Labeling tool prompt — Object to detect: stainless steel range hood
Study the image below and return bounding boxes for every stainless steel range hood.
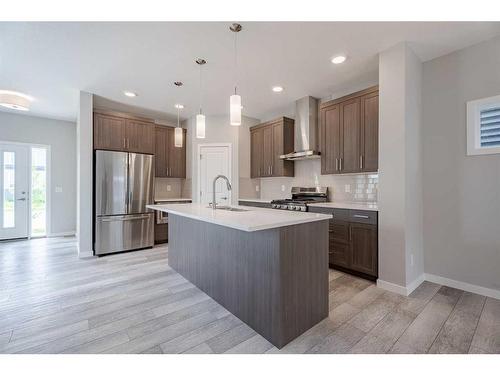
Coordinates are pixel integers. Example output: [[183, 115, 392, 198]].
[[280, 96, 321, 161]]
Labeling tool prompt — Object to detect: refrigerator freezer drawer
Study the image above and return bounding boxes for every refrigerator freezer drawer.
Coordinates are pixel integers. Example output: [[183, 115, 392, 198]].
[[95, 213, 154, 255]]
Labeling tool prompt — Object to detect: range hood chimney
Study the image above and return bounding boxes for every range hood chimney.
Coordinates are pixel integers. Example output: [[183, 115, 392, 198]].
[[280, 96, 321, 161]]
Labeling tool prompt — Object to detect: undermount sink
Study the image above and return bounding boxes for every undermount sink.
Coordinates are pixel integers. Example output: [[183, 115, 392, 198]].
[[208, 206, 249, 212]]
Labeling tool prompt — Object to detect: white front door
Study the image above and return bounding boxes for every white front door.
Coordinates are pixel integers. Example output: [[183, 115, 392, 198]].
[[0, 143, 29, 240], [199, 145, 231, 206]]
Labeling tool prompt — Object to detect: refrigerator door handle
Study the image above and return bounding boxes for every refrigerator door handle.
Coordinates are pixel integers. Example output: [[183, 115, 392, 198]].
[[100, 214, 151, 222]]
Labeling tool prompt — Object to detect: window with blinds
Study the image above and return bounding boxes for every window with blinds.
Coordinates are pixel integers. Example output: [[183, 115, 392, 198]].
[[480, 107, 500, 148], [467, 95, 500, 156]]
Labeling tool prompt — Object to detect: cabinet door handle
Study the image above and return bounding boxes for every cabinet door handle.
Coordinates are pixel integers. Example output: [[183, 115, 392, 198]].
[[335, 158, 339, 171], [270, 165, 273, 175], [123, 138, 126, 148], [349, 226, 352, 241], [353, 214, 369, 219], [360, 155, 363, 170], [339, 157, 343, 171]]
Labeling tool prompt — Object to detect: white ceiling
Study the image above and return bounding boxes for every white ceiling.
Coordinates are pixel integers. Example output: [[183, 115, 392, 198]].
[[1, 22, 499, 122]]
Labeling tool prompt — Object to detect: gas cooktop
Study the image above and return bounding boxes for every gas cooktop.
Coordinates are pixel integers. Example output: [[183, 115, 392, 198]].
[[271, 187, 328, 212]]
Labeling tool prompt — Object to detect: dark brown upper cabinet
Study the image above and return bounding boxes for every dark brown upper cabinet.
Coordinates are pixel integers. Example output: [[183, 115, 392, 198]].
[[250, 117, 294, 178], [154, 125, 186, 178], [319, 86, 379, 174], [93, 110, 154, 155]]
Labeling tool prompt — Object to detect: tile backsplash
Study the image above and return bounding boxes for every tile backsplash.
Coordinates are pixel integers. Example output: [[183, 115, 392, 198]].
[[258, 159, 378, 202], [154, 178, 183, 200]]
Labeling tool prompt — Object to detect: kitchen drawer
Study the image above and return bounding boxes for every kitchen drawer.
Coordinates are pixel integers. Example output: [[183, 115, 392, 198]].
[[349, 210, 377, 225], [332, 208, 350, 221]]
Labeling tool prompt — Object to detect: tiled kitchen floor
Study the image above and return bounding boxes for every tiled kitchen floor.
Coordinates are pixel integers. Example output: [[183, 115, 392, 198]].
[[0, 237, 498, 354]]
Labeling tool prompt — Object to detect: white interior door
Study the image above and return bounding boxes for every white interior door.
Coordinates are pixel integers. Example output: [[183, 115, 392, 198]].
[[0, 144, 29, 240], [199, 145, 231, 206]]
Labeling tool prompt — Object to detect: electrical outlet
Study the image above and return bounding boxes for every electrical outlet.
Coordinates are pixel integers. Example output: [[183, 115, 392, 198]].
[[344, 184, 351, 193], [167, 185, 171, 192], [55, 186, 63, 193], [281, 185, 286, 192], [255, 185, 259, 192]]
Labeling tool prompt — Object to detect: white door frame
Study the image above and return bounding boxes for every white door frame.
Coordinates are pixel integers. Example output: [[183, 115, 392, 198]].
[[196, 143, 233, 204], [0, 140, 51, 239]]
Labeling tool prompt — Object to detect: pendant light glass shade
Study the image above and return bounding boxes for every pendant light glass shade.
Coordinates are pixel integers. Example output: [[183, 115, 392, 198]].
[[174, 127, 183, 147], [196, 114, 206, 139], [230, 94, 241, 126], [174, 104, 183, 148]]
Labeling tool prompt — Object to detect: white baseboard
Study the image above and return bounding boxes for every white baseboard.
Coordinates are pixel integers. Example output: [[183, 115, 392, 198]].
[[377, 273, 425, 296], [376, 279, 409, 296], [406, 274, 425, 295], [424, 273, 500, 300], [47, 231, 76, 238], [78, 251, 94, 259], [378, 273, 500, 300]]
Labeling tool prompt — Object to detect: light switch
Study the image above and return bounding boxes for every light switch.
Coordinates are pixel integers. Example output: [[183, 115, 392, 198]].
[[344, 184, 351, 193], [55, 186, 63, 193], [281, 185, 286, 192], [255, 185, 259, 192], [167, 185, 171, 192]]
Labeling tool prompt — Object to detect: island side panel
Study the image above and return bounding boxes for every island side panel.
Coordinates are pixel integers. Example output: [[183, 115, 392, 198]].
[[278, 220, 329, 346], [168, 214, 329, 348], [168, 214, 282, 346]]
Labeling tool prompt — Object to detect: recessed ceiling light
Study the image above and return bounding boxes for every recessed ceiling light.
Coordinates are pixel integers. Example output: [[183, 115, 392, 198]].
[[272, 86, 284, 93], [124, 91, 138, 97], [331, 55, 347, 64], [174, 104, 184, 109], [0, 90, 33, 111]]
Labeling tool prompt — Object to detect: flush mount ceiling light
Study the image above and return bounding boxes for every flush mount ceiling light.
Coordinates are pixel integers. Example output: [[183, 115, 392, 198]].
[[331, 55, 347, 64], [272, 86, 284, 93], [0, 90, 33, 111], [229, 23, 242, 126], [196, 58, 206, 139], [123, 91, 138, 97]]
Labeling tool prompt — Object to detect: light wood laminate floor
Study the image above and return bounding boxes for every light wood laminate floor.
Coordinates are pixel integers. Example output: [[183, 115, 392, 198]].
[[0, 237, 498, 354]]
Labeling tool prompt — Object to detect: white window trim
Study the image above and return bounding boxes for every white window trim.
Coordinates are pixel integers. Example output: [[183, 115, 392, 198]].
[[467, 94, 500, 156]]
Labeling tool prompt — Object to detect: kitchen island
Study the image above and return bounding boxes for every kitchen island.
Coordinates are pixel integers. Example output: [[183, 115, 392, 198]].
[[147, 203, 332, 348]]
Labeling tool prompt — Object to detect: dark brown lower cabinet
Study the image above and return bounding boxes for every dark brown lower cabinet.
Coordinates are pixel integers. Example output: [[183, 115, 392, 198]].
[[154, 223, 168, 244], [349, 222, 378, 277], [310, 206, 378, 280]]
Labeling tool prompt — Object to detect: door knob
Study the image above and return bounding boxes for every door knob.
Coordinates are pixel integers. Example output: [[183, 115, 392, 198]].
[[220, 197, 228, 200], [17, 197, 26, 201]]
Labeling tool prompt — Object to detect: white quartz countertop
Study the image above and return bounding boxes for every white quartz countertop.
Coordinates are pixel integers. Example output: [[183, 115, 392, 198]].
[[308, 201, 379, 211], [146, 203, 332, 232], [238, 198, 273, 203]]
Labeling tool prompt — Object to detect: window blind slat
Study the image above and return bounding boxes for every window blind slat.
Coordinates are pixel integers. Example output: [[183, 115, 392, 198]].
[[480, 107, 500, 148]]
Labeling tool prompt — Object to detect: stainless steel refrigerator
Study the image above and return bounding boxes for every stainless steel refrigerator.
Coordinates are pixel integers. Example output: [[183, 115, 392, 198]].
[[94, 150, 154, 255]]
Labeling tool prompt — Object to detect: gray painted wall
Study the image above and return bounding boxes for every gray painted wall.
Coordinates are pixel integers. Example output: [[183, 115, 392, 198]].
[[422, 36, 500, 291], [185, 114, 260, 205], [0, 111, 76, 235]]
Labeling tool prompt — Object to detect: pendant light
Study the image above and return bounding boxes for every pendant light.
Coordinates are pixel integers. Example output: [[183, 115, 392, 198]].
[[229, 23, 242, 126], [173, 81, 184, 148], [196, 58, 206, 139], [174, 104, 184, 147]]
